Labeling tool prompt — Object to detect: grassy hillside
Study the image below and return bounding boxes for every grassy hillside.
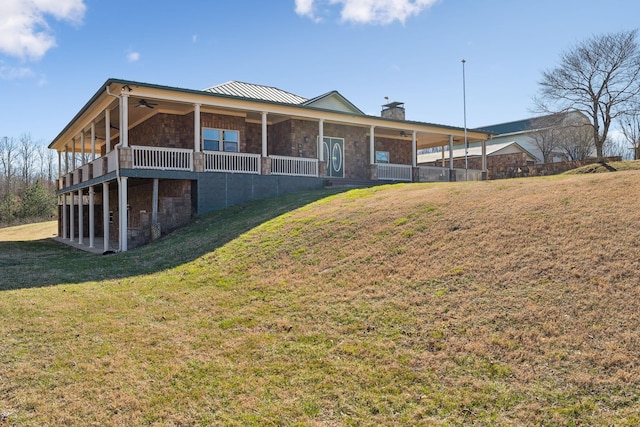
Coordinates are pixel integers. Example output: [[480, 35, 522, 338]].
[[1, 172, 640, 425]]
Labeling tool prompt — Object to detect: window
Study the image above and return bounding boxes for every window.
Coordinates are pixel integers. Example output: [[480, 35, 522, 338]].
[[203, 128, 239, 152], [375, 151, 389, 164]]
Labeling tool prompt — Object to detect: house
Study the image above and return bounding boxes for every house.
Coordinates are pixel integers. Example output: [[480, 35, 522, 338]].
[[49, 78, 492, 252], [418, 141, 539, 179]]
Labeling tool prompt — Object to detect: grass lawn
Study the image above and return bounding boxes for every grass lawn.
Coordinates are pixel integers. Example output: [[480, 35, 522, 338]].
[[1, 172, 640, 425]]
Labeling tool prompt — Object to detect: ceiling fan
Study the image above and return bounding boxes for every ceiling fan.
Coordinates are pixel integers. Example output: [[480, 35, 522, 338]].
[[136, 99, 158, 109]]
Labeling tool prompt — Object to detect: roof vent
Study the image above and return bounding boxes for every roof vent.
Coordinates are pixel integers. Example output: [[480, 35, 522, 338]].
[[381, 101, 405, 120]]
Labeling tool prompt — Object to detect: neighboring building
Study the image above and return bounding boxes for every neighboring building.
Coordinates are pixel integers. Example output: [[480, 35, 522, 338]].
[[418, 141, 538, 179], [49, 78, 491, 252], [477, 111, 594, 163]]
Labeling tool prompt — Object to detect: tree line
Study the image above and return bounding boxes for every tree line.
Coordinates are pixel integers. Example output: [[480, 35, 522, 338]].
[[0, 134, 58, 226]]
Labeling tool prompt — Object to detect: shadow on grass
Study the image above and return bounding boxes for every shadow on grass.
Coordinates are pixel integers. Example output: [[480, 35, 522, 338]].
[[0, 188, 349, 292]]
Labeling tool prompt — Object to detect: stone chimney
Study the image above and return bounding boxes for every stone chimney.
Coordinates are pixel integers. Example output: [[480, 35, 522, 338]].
[[381, 101, 405, 120]]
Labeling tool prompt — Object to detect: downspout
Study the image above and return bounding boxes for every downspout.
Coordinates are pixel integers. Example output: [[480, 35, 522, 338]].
[[105, 85, 125, 252]]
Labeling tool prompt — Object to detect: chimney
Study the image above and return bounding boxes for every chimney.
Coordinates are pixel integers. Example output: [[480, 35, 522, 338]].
[[381, 101, 405, 120]]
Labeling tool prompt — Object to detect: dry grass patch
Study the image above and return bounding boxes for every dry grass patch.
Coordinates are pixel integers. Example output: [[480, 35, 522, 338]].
[[2, 175, 640, 425]]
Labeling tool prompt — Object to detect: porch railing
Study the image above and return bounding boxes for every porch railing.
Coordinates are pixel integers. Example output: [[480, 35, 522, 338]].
[[204, 151, 261, 174], [417, 166, 450, 182], [132, 145, 193, 171], [377, 163, 413, 181], [271, 155, 318, 177]]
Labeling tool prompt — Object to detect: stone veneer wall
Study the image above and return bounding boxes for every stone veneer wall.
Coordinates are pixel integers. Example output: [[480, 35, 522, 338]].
[[109, 179, 192, 249], [375, 137, 412, 166], [129, 113, 194, 149], [245, 122, 262, 154]]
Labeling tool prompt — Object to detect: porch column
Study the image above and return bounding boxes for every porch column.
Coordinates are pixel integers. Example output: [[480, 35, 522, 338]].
[[88, 186, 95, 248], [81, 132, 85, 165], [151, 178, 159, 240], [62, 193, 68, 239], [69, 191, 75, 242], [481, 139, 487, 173], [120, 93, 129, 148], [318, 119, 325, 161], [448, 135, 454, 170], [411, 131, 417, 167], [58, 151, 62, 181], [65, 143, 69, 174], [103, 182, 110, 253], [91, 123, 96, 161], [78, 189, 84, 245], [71, 138, 76, 170], [261, 112, 268, 157], [369, 125, 375, 165], [194, 104, 201, 152], [105, 109, 111, 153], [119, 176, 128, 252]]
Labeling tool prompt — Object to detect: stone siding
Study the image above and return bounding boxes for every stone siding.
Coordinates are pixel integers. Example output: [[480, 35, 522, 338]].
[[129, 113, 194, 149]]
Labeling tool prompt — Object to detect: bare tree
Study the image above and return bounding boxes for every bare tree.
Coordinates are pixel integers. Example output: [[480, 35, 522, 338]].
[[529, 114, 565, 163], [19, 133, 37, 189], [0, 136, 17, 195], [557, 120, 596, 161], [603, 135, 630, 159], [536, 29, 640, 160], [620, 113, 640, 160]]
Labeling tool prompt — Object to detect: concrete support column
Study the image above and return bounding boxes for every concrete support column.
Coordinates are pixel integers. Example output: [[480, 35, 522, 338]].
[[369, 125, 375, 165], [62, 193, 68, 239], [105, 109, 111, 153], [69, 191, 75, 242], [481, 139, 487, 172], [119, 176, 128, 252], [89, 186, 95, 248], [194, 104, 201, 152], [261, 112, 268, 157], [77, 189, 84, 245], [448, 135, 454, 170], [103, 182, 110, 253]]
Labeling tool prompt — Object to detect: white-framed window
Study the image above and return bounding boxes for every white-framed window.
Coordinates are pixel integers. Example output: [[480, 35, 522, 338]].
[[375, 151, 389, 164], [203, 128, 239, 152]]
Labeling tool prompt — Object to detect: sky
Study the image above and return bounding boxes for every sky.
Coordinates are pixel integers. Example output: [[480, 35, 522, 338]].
[[1, 0, 639, 145]]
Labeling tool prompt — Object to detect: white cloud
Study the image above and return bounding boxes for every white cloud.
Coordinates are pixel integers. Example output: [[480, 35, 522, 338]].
[[192, 34, 198, 43], [126, 51, 140, 63], [295, 0, 438, 25], [0, 0, 86, 60], [0, 64, 34, 80]]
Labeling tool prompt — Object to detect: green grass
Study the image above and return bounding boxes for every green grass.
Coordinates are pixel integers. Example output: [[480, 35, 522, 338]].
[[2, 173, 640, 425]]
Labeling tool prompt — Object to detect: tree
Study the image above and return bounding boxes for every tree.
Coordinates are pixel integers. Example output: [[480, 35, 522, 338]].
[[620, 113, 640, 160], [19, 133, 37, 189], [0, 136, 17, 195], [19, 181, 56, 219], [557, 119, 595, 161], [529, 114, 564, 163], [536, 29, 640, 160]]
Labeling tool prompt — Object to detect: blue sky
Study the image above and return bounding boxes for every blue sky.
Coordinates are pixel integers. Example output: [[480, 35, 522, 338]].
[[1, 0, 639, 144]]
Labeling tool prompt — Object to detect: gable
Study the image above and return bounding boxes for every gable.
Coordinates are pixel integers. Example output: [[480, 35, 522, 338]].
[[303, 91, 364, 115]]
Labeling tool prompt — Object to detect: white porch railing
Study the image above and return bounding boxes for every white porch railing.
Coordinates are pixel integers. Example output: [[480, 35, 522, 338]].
[[92, 156, 104, 178], [377, 163, 413, 181], [204, 151, 261, 174], [418, 166, 450, 182], [271, 155, 318, 177], [132, 145, 193, 171]]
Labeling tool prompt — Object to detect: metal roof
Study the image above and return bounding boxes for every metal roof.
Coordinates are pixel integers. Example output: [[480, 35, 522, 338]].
[[417, 141, 539, 163], [203, 81, 308, 104]]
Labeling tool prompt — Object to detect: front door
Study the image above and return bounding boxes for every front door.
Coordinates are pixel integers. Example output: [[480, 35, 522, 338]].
[[322, 137, 344, 178]]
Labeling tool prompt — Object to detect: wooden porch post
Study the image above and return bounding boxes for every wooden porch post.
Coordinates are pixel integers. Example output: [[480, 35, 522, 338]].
[[261, 112, 268, 157], [119, 176, 128, 252], [411, 131, 417, 167], [62, 193, 68, 239], [121, 93, 129, 148], [89, 186, 95, 248], [319, 119, 324, 161], [194, 104, 201, 152], [481, 139, 487, 175], [91, 123, 96, 161], [69, 191, 75, 242], [369, 125, 375, 165], [105, 109, 111, 153], [81, 132, 85, 165], [71, 138, 76, 170], [65, 143, 69, 174], [78, 189, 84, 245], [103, 182, 110, 253]]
